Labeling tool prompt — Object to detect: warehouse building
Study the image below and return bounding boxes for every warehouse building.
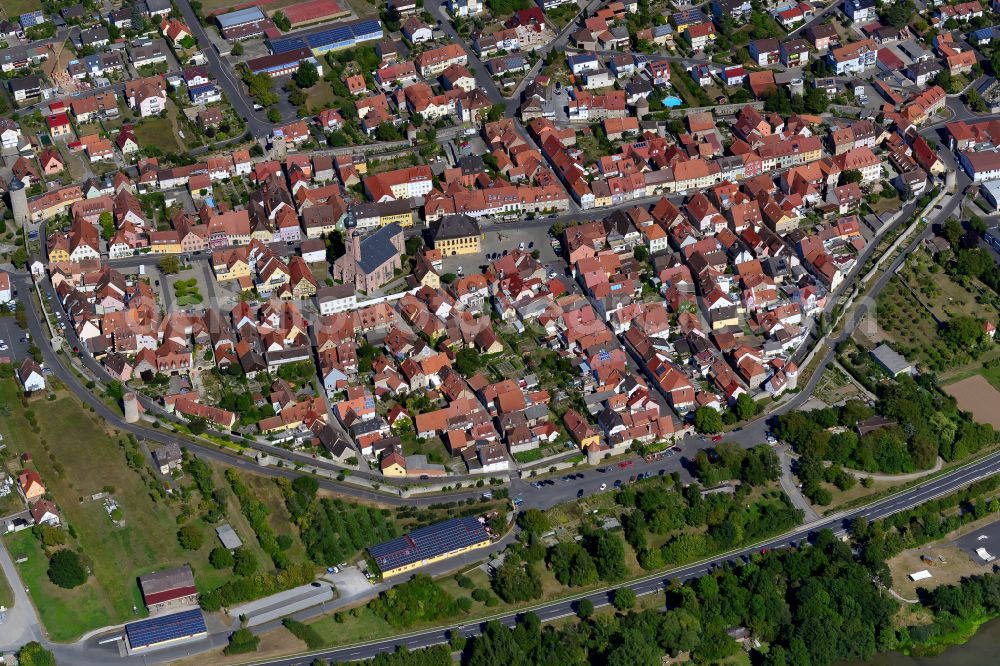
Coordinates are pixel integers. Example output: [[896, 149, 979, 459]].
[[267, 17, 383, 55], [124, 608, 207, 654], [138, 565, 199, 614], [247, 46, 323, 78], [368, 515, 491, 578], [215, 7, 270, 40]]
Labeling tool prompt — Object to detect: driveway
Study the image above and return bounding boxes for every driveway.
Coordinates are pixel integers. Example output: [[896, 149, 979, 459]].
[[0, 537, 44, 652]]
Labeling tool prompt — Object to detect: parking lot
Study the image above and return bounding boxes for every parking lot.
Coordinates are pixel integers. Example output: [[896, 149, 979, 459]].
[[954, 517, 1000, 564], [0, 313, 31, 363], [437, 224, 563, 277]]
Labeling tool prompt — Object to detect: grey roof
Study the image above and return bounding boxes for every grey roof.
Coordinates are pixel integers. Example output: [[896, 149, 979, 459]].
[[430, 214, 481, 242], [215, 6, 266, 28], [9, 75, 41, 92], [352, 199, 410, 220], [145, 0, 172, 12], [152, 442, 182, 465], [316, 283, 355, 301], [138, 565, 195, 596], [215, 524, 243, 549], [356, 223, 403, 274], [869, 343, 912, 376]]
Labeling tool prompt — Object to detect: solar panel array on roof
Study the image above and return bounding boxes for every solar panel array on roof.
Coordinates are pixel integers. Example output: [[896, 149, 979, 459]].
[[269, 18, 382, 54], [368, 515, 489, 573], [125, 609, 207, 650]]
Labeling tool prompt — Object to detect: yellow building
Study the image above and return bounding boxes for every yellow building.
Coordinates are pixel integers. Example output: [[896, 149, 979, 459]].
[[429, 214, 482, 256], [381, 209, 414, 227], [368, 516, 492, 578], [148, 230, 182, 254], [380, 451, 407, 477], [212, 252, 250, 282]]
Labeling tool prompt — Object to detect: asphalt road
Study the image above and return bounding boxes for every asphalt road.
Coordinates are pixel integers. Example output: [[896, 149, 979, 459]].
[[174, 0, 275, 136]]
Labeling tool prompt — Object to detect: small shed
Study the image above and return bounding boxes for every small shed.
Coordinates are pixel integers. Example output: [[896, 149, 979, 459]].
[[216, 523, 243, 550]]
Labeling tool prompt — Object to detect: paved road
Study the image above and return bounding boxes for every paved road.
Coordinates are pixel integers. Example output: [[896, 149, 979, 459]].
[[174, 0, 274, 135], [0, 537, 44, 653]]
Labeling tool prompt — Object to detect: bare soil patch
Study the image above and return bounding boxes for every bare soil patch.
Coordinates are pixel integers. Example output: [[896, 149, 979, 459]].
[[945, 375, 1000, 428]]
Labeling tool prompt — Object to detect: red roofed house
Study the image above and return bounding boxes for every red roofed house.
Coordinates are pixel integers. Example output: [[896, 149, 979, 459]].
[[138, 566, 199, 614]]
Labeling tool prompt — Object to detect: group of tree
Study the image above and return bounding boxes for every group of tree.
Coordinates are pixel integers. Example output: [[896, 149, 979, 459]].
[[851, 474, 1000, 566], [369, 574, 460, 628], [777, 379, 996, 484], [462, 530, 899, 666], [690, 443, 780, 488], [618, 469, 800, 569], [691, 394, 759, 435], [226, 469, 292, 569], [284, 482, 398, 566]]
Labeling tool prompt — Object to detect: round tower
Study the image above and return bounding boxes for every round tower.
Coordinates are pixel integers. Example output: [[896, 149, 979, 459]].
[[8, 176, 28, 228], [123, 392, 141, 423]]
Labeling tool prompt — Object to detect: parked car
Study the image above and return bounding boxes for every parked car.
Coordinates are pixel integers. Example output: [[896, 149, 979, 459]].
[[711, 435, 723, 442]]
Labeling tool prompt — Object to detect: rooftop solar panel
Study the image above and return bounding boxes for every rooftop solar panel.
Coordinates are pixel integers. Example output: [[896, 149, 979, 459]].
[[368, 516, 489, 572], [125, 609, 207, 649]]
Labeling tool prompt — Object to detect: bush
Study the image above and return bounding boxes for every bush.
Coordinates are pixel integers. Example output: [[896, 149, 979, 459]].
[[613, 587, 637, 610], [456, 574, 475, 589], [282, 618, 325, 650], [210, 547, 234, 569], [47, 549, 87, 588], [224, 628, 260, 655], [457, 596, 473, 612], [471, 588, 491, 603], [369, 574, 459, 628], [178, 524, 203, 550], [17, 642, 55, 666]]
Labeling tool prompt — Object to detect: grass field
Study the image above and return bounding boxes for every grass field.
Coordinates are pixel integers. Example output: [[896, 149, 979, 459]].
[[0, 0, 42, 21], [0, 561, 11, 609], [134, 113, 183, 154], [876, 251, 1000, 373], [0, 379, 234, 640]]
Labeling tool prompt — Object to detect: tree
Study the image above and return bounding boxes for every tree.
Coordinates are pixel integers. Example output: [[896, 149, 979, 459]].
[[693, 406, 723, 434], [733, 393, 757, 421], [267, 108, 282, 122], [841, 169, 863, 185], [587, 531, 627, 582], [224, 628, 261, 655], [272, 10, 291, 31], [454, 347, 481, 376], [577, 598, 594, 618], [233, 547, 257, 576], [547, 542, 598, 587], [492, 561, 541, 603], [613, 587, 636, 610], [294, 60, 319, 88], [231, 41, 243, 56], [376, 121, 402, 141], [178, 524, 204, 550], [98, 212, 115, 240], [17, 642, 56, 666], [179, 35, 196, 49], [47, 549, 88, 588], [634, 245, 649, 262], [210, 546, 234, 569], [159, 255, 181, 274], [517, 508, 550, 534]]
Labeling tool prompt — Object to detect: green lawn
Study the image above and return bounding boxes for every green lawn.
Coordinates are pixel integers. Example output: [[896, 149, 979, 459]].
[[134, 115, 182, 154], [0, 559, 11, 609], [0, 0, 42, 21], [4, 530, 113, 641], [0, 379, 232, 640]]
